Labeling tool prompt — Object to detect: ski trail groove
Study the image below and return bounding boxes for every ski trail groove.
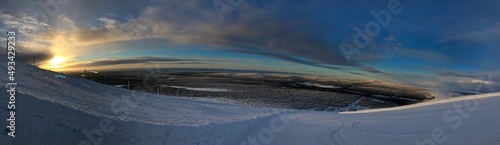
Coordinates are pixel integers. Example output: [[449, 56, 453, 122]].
[[329, 121, 358, 145]]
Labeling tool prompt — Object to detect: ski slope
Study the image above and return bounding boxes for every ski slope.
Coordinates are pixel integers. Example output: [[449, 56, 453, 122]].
[[1, 59, 499, 145]]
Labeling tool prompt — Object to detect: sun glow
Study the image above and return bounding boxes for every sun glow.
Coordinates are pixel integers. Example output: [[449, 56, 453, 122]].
[[49, 56, 66, 68]]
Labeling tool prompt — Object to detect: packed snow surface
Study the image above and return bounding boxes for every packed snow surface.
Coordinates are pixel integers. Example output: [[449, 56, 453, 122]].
[[1, 59, 499, 145]]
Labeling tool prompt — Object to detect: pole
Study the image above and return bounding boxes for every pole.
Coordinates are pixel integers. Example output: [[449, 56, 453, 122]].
[[127, 81, 130, 90]]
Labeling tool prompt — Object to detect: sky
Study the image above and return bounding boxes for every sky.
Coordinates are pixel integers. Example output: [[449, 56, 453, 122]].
[[0, 0, 499, 91]]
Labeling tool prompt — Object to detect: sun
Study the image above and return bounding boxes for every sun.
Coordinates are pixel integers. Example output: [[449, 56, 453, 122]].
[[50, 56, 66, 68]]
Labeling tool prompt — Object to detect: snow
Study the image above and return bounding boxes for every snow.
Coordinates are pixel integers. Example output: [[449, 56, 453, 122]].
[[0, 59, 281, 127], [300, 82, 342, 89], [166, 86, 230, 92], [372, 94, 420, 101], [114, 85, 128, 88], [1, 59, 499, 145]]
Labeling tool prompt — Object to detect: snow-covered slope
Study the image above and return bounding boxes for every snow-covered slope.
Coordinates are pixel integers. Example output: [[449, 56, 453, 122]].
[[1, 59, 499, 145], [1, 60, 281, 126]]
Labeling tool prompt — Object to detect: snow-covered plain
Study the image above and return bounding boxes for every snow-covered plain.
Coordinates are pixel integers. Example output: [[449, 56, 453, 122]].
[[1, 59, 499, 145]]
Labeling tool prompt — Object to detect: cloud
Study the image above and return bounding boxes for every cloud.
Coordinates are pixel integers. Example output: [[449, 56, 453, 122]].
[[7, 0, 459, 83], [0, 46, 53, 65], [440, 22, 500, 48], [457, 78, 495, 85], [98, 17, 119, 29], [448, 78, 497, 93], [63, 56, 255, 68], [67, 56, 201, 67], [18, 0, 358, 70], [0, 12, 56, 63], [434, 71, 500, 92], [437, 71, 500, 84], [360, 66, 385, 74], [437, 71, 476, 78], [348, 71, 363, 75], [0, 12, 49, 33], [225, 49, 343, 70], [393, 47, 449, 62], [1, 0, 433, 74], [436, 22, 500, 70]]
